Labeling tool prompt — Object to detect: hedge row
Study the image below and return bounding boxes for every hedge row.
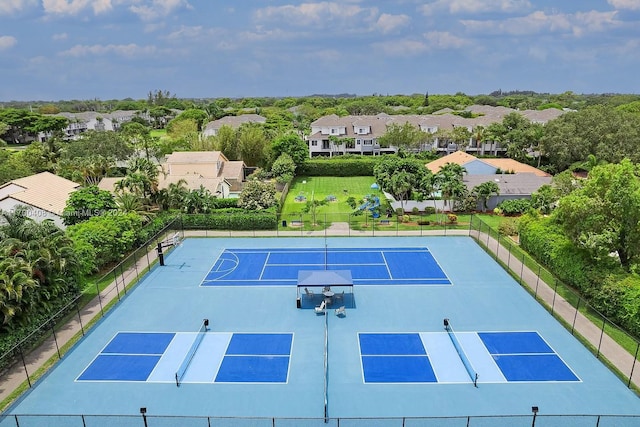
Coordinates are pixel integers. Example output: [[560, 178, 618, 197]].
[[298, 156, 380, 176], [181, 209, 278, 230], [518, 214, 640, 336]]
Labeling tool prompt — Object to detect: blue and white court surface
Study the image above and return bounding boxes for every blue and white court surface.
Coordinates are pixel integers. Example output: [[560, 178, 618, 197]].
[[4, 236, 640, 423]]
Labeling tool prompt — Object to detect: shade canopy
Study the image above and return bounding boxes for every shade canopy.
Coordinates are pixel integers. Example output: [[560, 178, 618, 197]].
[[297, 270, 353, 287]]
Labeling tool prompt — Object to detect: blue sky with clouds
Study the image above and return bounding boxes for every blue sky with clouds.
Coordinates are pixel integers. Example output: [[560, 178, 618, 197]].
[[1, 0, 639, 101]]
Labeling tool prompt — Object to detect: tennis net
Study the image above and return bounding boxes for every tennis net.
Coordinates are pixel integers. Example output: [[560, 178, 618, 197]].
[[175, 319, 209, 386], [444, 318, 478, 387]]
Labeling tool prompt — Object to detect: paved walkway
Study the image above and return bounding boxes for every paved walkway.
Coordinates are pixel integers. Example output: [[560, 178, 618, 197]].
[[1, 226, 638, 410]]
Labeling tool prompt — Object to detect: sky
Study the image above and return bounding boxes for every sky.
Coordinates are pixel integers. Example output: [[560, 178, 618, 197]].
[[1, 0, 639, 101]]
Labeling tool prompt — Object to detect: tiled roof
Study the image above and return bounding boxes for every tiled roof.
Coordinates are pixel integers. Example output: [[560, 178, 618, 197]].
[[165, 151, 227, 164], [2, 172, 80, 215], [425, 151, 550, 177]]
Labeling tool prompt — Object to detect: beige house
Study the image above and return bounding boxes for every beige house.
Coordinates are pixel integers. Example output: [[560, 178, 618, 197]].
[[99, 151, 246, 198], [0, 172, 80, 228]]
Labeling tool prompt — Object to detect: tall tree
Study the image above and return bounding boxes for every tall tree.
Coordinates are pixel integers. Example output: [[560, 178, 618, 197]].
[[374, 156, 427, 210], [269, 133, 308, 168], [554, 159, 640, 271]]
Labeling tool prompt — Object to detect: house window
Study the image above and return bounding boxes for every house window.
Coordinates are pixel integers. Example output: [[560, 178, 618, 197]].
[[322, 141, 330, 149], [311, 141, 318, 146], [364, 140, 372, 146], [356, 140, 361, 145], [330, 128, 338, 135]]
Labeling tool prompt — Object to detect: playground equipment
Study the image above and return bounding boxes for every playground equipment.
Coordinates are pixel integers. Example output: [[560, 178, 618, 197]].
[[358, 195, 380, 218]]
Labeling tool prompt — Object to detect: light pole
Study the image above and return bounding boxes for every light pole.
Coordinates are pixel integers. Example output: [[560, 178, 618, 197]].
[[140, 407, 148, 427], [531, 406, 539, 427]]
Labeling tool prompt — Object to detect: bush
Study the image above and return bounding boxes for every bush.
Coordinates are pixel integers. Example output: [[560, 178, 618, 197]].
[[297, 156, 380, 176], [395, 207, 404, 216], [496, 199, 532, 216], [447, 214, 458, 223], [423, 206, 436, 215], [402, 215, 411, 223], [417, 220, 430, 226], [181, 209, 278, 230], [498, 218, 519, 237], [412, 207, 420, 215]]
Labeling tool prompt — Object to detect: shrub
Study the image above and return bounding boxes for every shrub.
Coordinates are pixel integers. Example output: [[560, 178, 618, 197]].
[[447, 214, 458, 223], [423, 206, 436, 214], [498, 218, 519, 237], [412, 207, 420, 215], [417, 220, 430, 226], [297, 156, 380, 176], [402, 215, 411, 223], [395, 207, 404, 216], [497, 199, 532, 216]]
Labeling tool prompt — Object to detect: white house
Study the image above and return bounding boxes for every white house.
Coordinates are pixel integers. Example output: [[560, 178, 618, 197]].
[[307, 106, 565, 157], [0, 172, 80, 228]]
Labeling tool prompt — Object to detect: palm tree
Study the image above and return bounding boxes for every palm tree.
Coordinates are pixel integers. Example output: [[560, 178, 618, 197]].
[[434, 163, 467, 219], [472, 181, 500, 212]]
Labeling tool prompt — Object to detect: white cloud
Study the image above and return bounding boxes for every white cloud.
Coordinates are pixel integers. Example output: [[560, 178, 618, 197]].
[[0, 0, 38, 15], [52, 32, 68, 41], [41, 0, 190, 18], [461, 10, 620, 36], [421, 0, 531, 15], [42, 0, 91, 15], [129, 0, 192, 21], [607, 0, 640, 10], [254, 2, 378, 28], [375, 13, 410, 34], [0, 36, 18, 50], [424, 31, 468, 49], [60, 43, 158, 57], [372, 39, 427, 56]]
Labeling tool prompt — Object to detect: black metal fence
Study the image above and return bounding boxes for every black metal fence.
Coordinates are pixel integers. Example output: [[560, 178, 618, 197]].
[[3, 214, 640, 424], [1, 413, 640, 427], [468, 215, 640, 391], [0, 219, 184, 407]]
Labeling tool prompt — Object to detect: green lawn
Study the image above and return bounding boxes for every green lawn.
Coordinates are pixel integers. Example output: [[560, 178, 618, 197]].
[[280, 176, 381, 217]]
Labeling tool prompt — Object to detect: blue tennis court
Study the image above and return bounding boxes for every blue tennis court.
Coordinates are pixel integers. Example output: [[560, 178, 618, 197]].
[[4, 236, 640, 425], [202, 247, 450, 286], [77, 331, 293, 384], [358, 331, 579, 383]]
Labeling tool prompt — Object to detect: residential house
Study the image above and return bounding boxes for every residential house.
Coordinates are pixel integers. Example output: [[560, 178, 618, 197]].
[[0, 172, 80, 228], [41, 109, 177, 141], [99, 151, 246, 198], [426, 151, 552, 211], [202, 114, 266, 138], [307, 106, 565, 157]]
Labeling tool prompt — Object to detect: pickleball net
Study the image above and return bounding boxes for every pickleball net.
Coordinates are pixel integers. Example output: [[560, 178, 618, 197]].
[[175, 318, 209, 386], [444, 318, 478, 387]]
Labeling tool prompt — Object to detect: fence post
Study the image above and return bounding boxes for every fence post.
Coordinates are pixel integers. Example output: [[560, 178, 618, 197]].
[[96, 282, 104, 316], [76, 301, 85, 336], [519, 253, 525, 285], [534, 265, 541, 299], [485, 223, 491, 248], [494, 234, 500, 262], [597, 318, 606, 358], [113, 269, 121, 301], [507, 243, 512, 269], [551, 280, 558, 315], [571, 298, 581, 334], [628, 343, 639, 387], [20, 348, 31, 388], [51, 321, 62, 359]]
